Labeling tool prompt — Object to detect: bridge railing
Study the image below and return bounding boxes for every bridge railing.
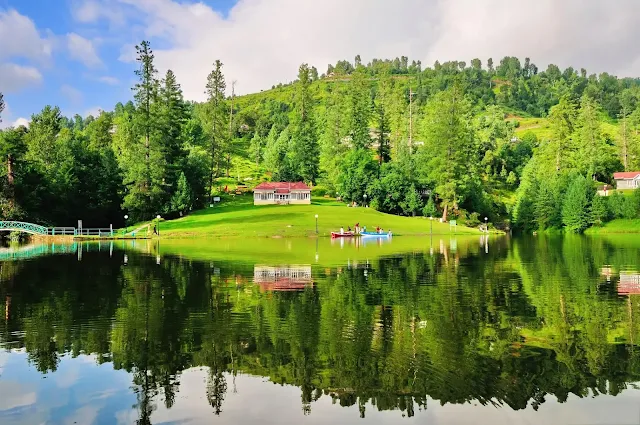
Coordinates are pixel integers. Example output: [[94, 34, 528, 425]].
[[49, 227, 76, 236], [76, 228, 114, 237]]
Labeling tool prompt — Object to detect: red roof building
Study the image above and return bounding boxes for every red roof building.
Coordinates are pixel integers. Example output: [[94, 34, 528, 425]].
[[253, 182, 311, 205], [614, 172, 640, 190]]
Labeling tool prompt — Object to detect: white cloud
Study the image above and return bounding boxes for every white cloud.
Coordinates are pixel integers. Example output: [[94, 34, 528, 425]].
[[97, 76, 119, 85], [84, 106, 103, 117], [67, 33, 102, 68], [0, 9, 52, 62], [100, 0, 640, 102], [72, 0, 126, 25], [12, 117, 30, 128], [60, 84, 84, 105], [0, 63, 43, 93]]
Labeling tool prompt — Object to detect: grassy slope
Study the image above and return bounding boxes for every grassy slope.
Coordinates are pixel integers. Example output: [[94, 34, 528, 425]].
[[585, 219, 640, 234], [158, 195, 483, 238]]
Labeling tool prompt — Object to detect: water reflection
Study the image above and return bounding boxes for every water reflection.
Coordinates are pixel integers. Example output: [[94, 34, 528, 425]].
[[2, 236, 640, 424]]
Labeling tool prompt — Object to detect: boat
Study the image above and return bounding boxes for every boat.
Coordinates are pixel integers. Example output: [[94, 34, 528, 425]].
[[331, 231, 355, 238], [360, 231, 392, 238]]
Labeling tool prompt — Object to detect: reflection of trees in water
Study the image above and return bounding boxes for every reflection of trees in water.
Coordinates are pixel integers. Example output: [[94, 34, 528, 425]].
[[3, 237, 640, 421]]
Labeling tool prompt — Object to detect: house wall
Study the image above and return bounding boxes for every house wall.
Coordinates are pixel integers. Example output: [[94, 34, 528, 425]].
[[616, 179, 639, 190], [253, 191, 311, 205]]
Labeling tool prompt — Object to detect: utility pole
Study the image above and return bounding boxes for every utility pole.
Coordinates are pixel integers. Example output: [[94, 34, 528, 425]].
[[227, 80, 236, 177], [409, 88, 414, 154]]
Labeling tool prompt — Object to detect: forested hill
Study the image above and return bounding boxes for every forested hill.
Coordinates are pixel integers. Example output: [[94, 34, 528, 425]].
[[1, 48, 640, 232]]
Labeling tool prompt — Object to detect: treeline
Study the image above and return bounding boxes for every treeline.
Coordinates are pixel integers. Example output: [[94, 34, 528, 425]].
[[3, 51, 640, 226]]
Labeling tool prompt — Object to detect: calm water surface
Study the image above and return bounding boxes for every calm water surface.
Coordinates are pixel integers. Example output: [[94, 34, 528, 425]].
[[1, 235, 640, 424]]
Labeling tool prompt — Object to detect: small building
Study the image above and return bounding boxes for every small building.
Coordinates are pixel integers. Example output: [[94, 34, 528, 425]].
[[614, 172, 640, 190], [253, 182, 311, 205], [254, 265, 313, 291]]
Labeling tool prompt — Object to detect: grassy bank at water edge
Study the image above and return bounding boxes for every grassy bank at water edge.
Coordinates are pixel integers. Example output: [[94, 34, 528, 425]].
[[585, 219, 640, 235], [147, 195, 486, 238]]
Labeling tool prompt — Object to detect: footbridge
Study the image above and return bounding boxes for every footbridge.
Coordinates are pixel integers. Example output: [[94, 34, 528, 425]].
[[0, 221, 114, 236]]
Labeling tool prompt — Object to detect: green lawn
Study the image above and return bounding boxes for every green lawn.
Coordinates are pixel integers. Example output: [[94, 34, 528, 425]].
[[155, 195, 484, 238], [585, 219, 640, 234]]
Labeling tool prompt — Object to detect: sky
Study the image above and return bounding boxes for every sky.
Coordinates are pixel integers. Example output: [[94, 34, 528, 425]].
[[2, 0, 640, 128]]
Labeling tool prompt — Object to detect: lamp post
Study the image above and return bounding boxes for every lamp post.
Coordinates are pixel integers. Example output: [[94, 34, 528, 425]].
[[430, 216, 433, 235], [157, 215, 161, 237], [124, 214, 128, 236], [484, 217, 488, 233], [315, 214, 319, 234], [363, 193, 367, 208]]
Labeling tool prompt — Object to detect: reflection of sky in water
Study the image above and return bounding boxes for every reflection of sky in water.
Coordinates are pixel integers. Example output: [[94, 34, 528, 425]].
[[3, 351, 640, 425]]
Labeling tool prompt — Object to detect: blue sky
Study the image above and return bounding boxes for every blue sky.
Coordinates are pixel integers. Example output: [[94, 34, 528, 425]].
[[0, 0, 239, 126], [2, 0, 640, 128]]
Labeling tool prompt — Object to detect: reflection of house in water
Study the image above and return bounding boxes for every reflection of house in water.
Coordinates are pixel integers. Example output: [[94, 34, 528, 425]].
[[601, 266, 614, 282], [618, 271, 640, 295], [253, 265, 313, 291]]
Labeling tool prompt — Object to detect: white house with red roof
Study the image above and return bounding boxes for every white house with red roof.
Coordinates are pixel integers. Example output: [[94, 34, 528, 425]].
[[253, 182, 311, 205], [614, 171, 640, 190]]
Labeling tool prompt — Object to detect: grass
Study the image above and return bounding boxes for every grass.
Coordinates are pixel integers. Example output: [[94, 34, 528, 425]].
[[154, 195, 485, 238], [585, 219, 640, 234]]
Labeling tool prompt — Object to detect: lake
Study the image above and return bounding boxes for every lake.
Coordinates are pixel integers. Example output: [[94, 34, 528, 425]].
[[1, 235, 640, 424]]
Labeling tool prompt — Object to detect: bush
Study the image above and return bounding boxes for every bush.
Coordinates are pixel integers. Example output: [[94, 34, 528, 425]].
[[466, 211, 481, 227], [311, 186, 328, 197]]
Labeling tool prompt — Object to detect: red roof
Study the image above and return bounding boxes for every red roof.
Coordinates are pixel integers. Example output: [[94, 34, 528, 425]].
[[254, 182, 310, 191], [614, 172, 640, 179]]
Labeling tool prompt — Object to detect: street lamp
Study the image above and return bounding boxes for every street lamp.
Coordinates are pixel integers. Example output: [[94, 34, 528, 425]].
[[484, 217, 488, 233], [363, 193, 367, 207], [430, 216, 433, 235], [315, 214, 319, 234], [157, 215, 161, 236], [124, 214, 129, 236]]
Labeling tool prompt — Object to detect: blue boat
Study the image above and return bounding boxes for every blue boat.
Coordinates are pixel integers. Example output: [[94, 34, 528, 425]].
[[360, 231, 392, 238]]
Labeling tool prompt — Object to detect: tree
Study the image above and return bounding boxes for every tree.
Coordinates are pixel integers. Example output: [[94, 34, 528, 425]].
[[249, 132, 263, 166], [417, 84, 477, 221], [534, 184, 556, 230], [0, 92, 4, 124], [589, 194, 609, 226], [619, 88, 637, 171], [562, 175, 591, 233], [423, 194, 437, 217], [132, 40, 160, 218], [289, 64, 318, 183], [403, 185, 422, 216], [158, 69, 188, 210], [348, 66, 371, 149], [170, 172, 192, 215], [374, 95, 391, 168], [575, 95, 608, 180], [337, 149, 376, 203], [548, 95, 577, 173], [205, 60, 227, 201]]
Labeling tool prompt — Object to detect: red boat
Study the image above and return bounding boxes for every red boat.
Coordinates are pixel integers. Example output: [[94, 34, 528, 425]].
[[331, 231, 355, 238]]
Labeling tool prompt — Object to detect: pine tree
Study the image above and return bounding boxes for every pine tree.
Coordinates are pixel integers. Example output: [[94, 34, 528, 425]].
[[575, 94, 609, 180], [422, 194, 437, 217], [562, 175, 591, 233], [289, 64, 318, 182], [348, 66, 371, 149], [403, 185, 422, 216], [534, 184, 556, 230], [170, 172, 192, 215], [548, 95, 577, 173], [131, 40, 161, 219], [249, 132, 263, 166], [320, 84, 348, 190], [158, 69, 188, 209], [589, 194, 609, 226], [418, 84, 476, 221], [205, 60, 226, 202], [0, 92, 4, 124], [375, 98, 391, 168]]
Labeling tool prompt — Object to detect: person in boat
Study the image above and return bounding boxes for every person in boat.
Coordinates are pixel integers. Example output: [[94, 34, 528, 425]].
[[348, 226, 352, 232], [376, 226, 380, 233], [340, 227, 344, 234], [362, 225, 367, 233], [355, 222, 360, 233]]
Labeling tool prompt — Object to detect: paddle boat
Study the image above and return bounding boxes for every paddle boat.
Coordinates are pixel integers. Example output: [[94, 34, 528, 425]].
[[331, 231, 355, 238], [360, 231, 392, 238]]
